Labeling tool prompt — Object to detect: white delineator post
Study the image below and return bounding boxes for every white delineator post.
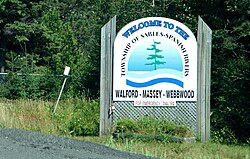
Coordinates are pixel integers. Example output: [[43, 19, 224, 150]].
[[53, 66, 70, 114]]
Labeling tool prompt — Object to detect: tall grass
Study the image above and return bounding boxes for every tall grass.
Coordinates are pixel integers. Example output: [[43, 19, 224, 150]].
[[0, 99, 249, 159], [114, 117, 194, 139], [103, 136, 250, 159], [0, 98, 57, 134], [0, 98, 99, 136]]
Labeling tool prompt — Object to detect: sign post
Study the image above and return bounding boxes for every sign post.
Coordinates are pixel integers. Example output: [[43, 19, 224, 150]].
[[53, 66, 70, 114], [99, 16, 116, 136], [197, 16, 212, 142]]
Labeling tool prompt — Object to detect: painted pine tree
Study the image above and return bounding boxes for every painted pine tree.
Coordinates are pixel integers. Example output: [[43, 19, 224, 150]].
[[145, 41, 166, 70]]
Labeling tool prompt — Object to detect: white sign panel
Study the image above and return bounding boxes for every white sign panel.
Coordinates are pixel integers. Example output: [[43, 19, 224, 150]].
[[63, 66, 70, 76], [113, 17, 197, 103]]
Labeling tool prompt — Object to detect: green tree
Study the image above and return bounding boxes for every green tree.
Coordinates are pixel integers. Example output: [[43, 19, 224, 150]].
[[0, 0, 249, 142]]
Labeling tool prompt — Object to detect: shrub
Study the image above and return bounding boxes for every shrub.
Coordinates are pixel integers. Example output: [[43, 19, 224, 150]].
[[137, 116, 159, 135], [53, 98, 100, 136], [67, 99, 100, 136], [114, 117, 193, 138], [115, 118, 139, 133], [211, 127, 238, 144]]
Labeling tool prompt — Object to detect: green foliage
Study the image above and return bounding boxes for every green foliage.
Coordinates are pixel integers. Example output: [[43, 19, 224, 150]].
[[211, 55, 250, 143], [0, 0, 249, 143], [137, 116, 160, 135], [54, 99, 100, 136], [68, 100, 100, 136], [211, 127, 238, 145], [0, 73, 62, 100], [115, 117, 193, 139], [0, 73, 24, 99], [158, 122, 192, 138], [116, 118, 139, 133]]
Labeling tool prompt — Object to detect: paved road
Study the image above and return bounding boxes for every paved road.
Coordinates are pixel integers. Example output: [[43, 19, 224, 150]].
[[0, 128, 157, 159]]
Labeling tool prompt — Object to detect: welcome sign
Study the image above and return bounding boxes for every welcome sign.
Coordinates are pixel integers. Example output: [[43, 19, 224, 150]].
[[113, 17, 197, 106]]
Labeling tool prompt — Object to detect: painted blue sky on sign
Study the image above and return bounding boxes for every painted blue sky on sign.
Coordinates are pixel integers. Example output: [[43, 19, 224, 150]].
[[128, 38, 183, 72]]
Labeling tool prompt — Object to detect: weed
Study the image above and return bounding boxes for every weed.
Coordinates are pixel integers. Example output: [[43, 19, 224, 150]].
[[114, 116, 194, 142]]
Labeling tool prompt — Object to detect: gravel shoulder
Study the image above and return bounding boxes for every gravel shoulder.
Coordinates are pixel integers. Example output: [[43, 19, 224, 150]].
[[0, 128, 157, 159]]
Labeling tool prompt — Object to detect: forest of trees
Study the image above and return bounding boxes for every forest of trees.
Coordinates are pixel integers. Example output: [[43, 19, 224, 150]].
[[0, 0, 249, 143]]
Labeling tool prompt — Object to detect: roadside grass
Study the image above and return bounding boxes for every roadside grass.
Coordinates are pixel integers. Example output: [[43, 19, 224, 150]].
[[0, 98, 99, 136], [78, 135, 250, 159], [0, 98, 57, 134], [113, 117, 195, 142], [0, 98, 249, 159]]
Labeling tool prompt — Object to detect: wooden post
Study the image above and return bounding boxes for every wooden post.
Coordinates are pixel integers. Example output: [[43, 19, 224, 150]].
[[100, 16, 116, 136], [197, 16, 212, 142]]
